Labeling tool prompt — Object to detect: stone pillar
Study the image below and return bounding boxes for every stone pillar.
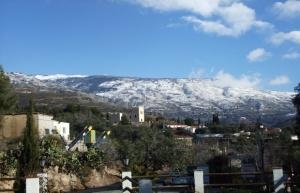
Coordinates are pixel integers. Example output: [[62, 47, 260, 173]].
[[273, 168, 284, 193], [26, 178, 39, 193], [194, 170, 204, 193], [122, 171, 132, 193], [139, 179, 152, 193]]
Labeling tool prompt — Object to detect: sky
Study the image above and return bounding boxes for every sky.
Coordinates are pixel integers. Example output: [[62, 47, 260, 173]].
[[0, 0, 300, 92]]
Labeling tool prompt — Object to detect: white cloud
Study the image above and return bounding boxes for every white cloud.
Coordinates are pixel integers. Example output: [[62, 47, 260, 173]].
[[129, 0, 271, 37], [133, 0, 220, 17], [247, 48, 271, 62], [189, 67, 205, 78], [283, 51, 300, 59], [269, 75, 290, 85], [213, 71, 261, 88], [271, 30, 300, 45], [273, 0, 300, 18]]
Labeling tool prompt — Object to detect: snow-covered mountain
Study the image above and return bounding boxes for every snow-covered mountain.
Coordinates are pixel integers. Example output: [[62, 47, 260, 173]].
[[8, 72, 296, 125]]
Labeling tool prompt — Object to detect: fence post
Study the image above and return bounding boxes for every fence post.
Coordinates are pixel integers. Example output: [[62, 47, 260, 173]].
[[273, 167, 284, 193], [139, 179, 152, 193], [26, 177, 40, 193], [37, 173, 48, 193], [122, 171, 132, 193], [194, 170, 204, 193]]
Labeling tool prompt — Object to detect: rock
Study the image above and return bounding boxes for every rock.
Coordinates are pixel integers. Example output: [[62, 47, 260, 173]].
[[47, 168, 84, 192], [83, 168, 120, 188], [46, 166, 120, 193]]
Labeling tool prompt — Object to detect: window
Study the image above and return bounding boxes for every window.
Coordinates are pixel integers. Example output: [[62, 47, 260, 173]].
[[45, 129, 50, 135]]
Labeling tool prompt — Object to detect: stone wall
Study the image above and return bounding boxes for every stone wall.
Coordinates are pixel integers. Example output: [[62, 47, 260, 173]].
[[0, 166, 120, 193]]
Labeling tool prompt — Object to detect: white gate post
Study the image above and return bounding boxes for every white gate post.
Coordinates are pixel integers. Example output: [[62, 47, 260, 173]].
[[122, 171, 132, 193], [273, 167, 284, 193], [194, 170, 204, 193], [26, 177, 39, 193]]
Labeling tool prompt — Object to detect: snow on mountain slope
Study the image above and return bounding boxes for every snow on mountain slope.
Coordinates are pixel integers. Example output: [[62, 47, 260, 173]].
[[34, 74, 87, 80], [8, 73, 296, 125]]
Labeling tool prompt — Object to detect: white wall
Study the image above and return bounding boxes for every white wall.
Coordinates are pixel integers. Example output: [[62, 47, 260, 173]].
[[35, 114, 70, 141], [138, 106, 145, 123], [53, 121, 70, 141], [129, 106, 144, 123], [35, 114, 55, 138]]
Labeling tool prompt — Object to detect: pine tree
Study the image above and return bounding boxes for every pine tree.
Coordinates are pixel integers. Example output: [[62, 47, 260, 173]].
[[0, 66, 16, 113], [15, 97, 40, 193], [22, 97, 40, 176], [293, 83, 300, 136], [0, 65, 16, 127]]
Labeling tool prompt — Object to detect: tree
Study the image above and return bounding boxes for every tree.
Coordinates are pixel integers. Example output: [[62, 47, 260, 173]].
[[212, 113, 220, 125], [21, 97, 40, 176], [293, 83, 300, 136], [0, 65, 16, 114], [15, 97, 40, 193], [120, 114, 130, 125], [184, 117, 194, 126], [110, 125, 191, 175], [14, 96, 40, 193], [0, 65, 16, 133]]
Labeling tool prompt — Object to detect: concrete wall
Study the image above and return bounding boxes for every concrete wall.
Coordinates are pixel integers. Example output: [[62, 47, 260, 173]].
[[0, 114, 27, 140], [0, 114, 70, 141]]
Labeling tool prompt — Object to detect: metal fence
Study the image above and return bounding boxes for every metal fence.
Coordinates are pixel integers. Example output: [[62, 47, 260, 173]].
[[122, 168, 289, 193]]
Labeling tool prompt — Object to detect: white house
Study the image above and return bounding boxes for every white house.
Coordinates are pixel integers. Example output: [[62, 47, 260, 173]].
[[0, 113, 70, 141], [53, 121, 70, 141], [128, 106, 144, 123]]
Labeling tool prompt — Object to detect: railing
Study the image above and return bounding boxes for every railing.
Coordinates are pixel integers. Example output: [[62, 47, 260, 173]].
[[122, 168, 287, 193]]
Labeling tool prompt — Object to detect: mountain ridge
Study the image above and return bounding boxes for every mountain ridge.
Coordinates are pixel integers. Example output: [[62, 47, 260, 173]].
[[8, 72, 296, 126]]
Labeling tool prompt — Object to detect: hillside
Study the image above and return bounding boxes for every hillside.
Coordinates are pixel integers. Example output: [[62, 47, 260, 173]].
[[9, 72, 296, 126]]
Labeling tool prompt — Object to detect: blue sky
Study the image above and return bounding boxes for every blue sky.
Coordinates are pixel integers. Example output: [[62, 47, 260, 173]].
[[0, 0, 300, 91]]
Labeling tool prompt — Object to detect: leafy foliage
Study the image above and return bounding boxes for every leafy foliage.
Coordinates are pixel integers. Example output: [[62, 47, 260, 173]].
[[0, 150, 18, 176], [184, 117, 194, 126], [81, 147, 105, 170], [110, 125, 192, 175], [40, 135, 66, 168]]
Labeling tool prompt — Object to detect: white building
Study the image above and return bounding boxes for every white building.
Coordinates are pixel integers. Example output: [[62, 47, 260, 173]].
[[108, 106, 145, 124], [109, 112, 123, 125], [0, 113, 70, 141], [53, 121, 70, 141], [128, 106, 145, 123]]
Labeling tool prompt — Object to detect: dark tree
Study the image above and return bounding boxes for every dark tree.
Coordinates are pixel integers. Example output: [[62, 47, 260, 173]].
[[0, 65, 16, 115], [121, 114, 130, 125], [184, 117, 194, 126], [15, 97, 40, 192], [293, 83, 300, 136], [212, 113, 220, 125]]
